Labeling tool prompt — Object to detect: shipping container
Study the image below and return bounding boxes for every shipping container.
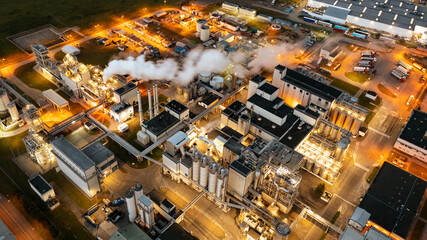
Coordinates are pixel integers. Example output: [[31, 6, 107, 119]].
[[303, 17, 317, 23], [352, 32, 367, 39], [318, 21, 333, 28]]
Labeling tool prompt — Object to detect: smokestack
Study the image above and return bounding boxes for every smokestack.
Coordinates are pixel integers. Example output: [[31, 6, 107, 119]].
[[137, 90, 143, 126], [153, 84, 159, 116], [232, 73, 237, 90], [148, 88, 153, 119]]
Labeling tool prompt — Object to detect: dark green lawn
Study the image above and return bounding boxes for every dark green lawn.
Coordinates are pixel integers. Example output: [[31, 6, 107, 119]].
[[14, 62, 57, 91], [329, 78, 360, 96]]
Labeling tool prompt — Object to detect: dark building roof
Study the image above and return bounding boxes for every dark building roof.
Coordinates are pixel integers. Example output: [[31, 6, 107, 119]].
[[200, 94, 220, 106], [227, 100, 246, 113], [250, 74, 266, 84], [281, 67, 343, 102], [51, 136, 95, 171], [165, 100, 188, 114], [114, 82, 137, 96], [280, 119, 313, 149], [230, 159, 253, 176], [110, 101, 132, 114], [398, 109, 427, 150], [247, 94, 293, 118], [143, 111, 179, 137], [250, 113, 299, 139], [220, 126, 243, 140], [258, 83, 278, 95], [28, 175, 52, 195], [82, 142, 114, 166], [224, 137, 244, 155], [157, 223, 197, 240], [359, 162, 427, 239]]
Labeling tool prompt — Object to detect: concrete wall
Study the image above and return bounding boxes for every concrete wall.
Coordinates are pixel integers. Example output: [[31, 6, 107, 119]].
[[394, 139, 427, 163]]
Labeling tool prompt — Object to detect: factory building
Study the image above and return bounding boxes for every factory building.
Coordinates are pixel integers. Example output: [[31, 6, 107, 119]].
[[222, 2, 239, 13], [28, 174, 60, 210], [32, 44, 59, 77], [110, 101, 134, 123], [140, 100, 188, 142], [23, 133, 55, 165], [327, 96, 369, 136], [343, 162, 427, 240], [320, 42, 343, 62], [306, 0, 427, 39], [393, 109, 427, 163], [51, 137, 118, 197], [272, 65, 343, 109], [0, 88, 21, 125], [113, 82, 138, 105]]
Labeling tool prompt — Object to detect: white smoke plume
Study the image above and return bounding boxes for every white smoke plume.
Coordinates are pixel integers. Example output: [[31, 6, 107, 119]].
[[103, 48, 230, 85], [103, 42, 299, 84]]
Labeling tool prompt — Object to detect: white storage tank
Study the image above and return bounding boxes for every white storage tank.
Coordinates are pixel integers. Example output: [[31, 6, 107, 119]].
[[317, 121, 326, 135], [0, 89, 11, 113], [305, 159, 314, 171], [208, 161, 218, 193], [198, 72, 212, 83], [312, 164, 321, 175], [200, 25, 210, 42], [330, 127, 339, 141], [335, 142, 347, 162], [199, 155, 209, 187], [216, 167, 227, 197], [7, 102, 19, 122], [125, 190, 137, 222], [192, 146, 201, 182], [134, 184, 143, 203], [196, 19, 208, 32], [327, 171, 338, 183], [210, 75, 224, 90]]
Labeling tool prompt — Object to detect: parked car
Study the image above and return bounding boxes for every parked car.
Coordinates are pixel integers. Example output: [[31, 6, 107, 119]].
[[111, 198, 124, 206]]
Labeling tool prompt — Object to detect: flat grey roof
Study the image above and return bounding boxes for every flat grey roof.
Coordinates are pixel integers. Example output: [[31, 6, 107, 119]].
[[166, 100, 188, 114], [114, 82, 137, 96], [51, 136, 94, 171], [323, 6, 349, 19], [43, 89, 68, 108], [82, 142, 114, 166]]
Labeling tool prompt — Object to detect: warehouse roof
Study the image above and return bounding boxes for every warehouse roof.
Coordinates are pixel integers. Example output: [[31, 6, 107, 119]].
[[359, 162, 427, 239], [165, 100, 188, 114], [28, 174, 52, 195], [398, 109, 427, 150], [323, 6, 349, 20], [82, 142, 114, 166], [42, 89, 68, 108], [280, 67, 343, 102], [114, 82, 137, 96], [224, 137, 244, 155], [143, 111, 179, 137], [51, 136, 95, 171], [258, 83, 278, 95]]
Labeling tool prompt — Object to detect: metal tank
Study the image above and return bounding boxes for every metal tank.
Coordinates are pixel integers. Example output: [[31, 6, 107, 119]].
[[208, 161, 218, 193], [200, 25, 210, 42], [192, 144, 201, 182], [0, 89, 11, 113], [134, 184, 143, 203], [312, 164, 321, 175], [199, 155, 209, 187], [192, 82, 198, 97], [183, 86, 192, 102], [323, 124, 332, 138], [125, 190, 137, 222], [343, 114, 354, 130], [330, 127, 339, 141], [330, 109, 339, 124], [198, 72, 212, 83], [177, 86, 183, 95], [334, 141, 347, 162], [7, 102, 19, 122], [320, 168, 328, 179], [350, 119, 363, 136], [196, 19, 208, 32], [336, 111, 346, 127], [317, 121, 326, 135], [305, 159, 314, 171], [216, 167, 227, 197], [327, 171, 338, 183], [210, 75, 224, 90]]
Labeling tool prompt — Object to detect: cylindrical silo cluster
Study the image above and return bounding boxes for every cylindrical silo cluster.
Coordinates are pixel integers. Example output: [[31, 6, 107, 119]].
[[216, 167, 227, 198], [134, 184, 143, 202], [304, 159, 314, 171], [210, 75, 224, 90], [196, 19, 208, 32], [7, 102, 19, 122], [125, 189, 137, 222], [312, 164, 321, 175], [317, 120, 343, 142], [192, 145, 201, 183], [208, 161, 218, 193], [0, 89, 11, 114], [328, 101, 368, 136]]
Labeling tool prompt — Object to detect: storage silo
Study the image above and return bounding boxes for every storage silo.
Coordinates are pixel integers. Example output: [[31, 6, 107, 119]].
[[134, 184, 143, 203], [336, 111, 346, 127], [312, 164, 321, 175], [192, 82, 198, 96], [198, 72, 212, 83], [323, 124, 332, 138], [199, 155, 209, 187], [200, 25, 211, 42], [210, 75, 224, 90], [330, 109, 338, 123], [192, 145, 201, 182], [305, 159, 314, 171], [317, 121, 326, 135], [350, 119, 363, 136], [196, 19, 208, 32], [320, 168, 328, 179], [330, 127, 339, 141], [343, 114, 354, 130], [183, 86, 192, 102], [327, 171, 338, 183], [208, 161, 218, 193], [125, 190, 137, 222], [7, 102, 19, 122], [0, 89, 11, 114], [335, 142, 347, 162]]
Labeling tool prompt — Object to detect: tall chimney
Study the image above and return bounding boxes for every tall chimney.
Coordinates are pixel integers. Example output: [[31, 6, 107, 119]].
[[148, 88, 153, 119], [137, 90, 143, 126], [232, 73, 237, 90], [154, 84, 159, 116]]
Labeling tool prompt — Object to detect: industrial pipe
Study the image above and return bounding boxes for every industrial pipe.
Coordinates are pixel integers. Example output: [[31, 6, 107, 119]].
[[137, 90, 143, 126], [148, 88, 153, 119]]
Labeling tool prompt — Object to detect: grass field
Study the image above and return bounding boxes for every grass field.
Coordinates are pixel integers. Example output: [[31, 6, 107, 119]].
[[329, 77, 360, 96], [104, 137, 148, 169], [345, 72, 370, 83], [55, 39, 121, 67], [358, 91, 382, 111], [0, 132, 94, 239], [14, 62, 57, 91], [0, 0, 181, 59]]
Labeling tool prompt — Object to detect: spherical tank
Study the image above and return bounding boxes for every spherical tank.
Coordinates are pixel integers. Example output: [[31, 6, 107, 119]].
[[0, 89, 10, 113], [196, 19, 208, 32], [199, 156, 209, 187], [312, 164, 321, 175], [125, 190, 137, 222], [208, 161, 218, 193], [198, 72, 212, 83], [200, 25, 210, 42]]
